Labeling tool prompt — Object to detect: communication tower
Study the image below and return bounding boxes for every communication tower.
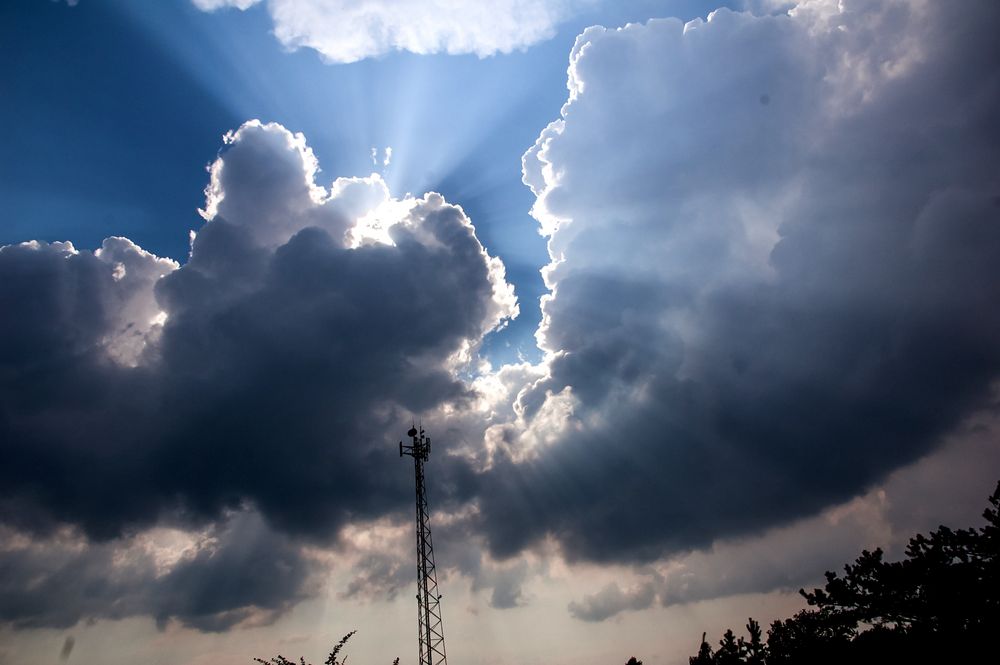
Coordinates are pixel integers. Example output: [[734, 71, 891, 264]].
[[399, 425, 449, 665]]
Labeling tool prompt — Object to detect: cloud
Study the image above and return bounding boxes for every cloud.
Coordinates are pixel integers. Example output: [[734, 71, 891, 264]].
[[339, 551, 410, 601], [0, 511, 316, 631], [0, 120, 516, 627], [191, 0, 592, 63], [568, 581, 655, 622], [653, 494, 891, 608], [336, 521, 412, 602], [563, 411, 1000, 621], [477, 0, 1000, 564], [337, 519, 538, 610], [193, 0, 259, 9], [483, 561, 531, 609]]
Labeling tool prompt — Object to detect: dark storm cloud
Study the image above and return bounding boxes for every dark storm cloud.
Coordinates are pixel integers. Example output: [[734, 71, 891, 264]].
[[150, 513, 314, 631], [0, 512, 314, 631], [0, 120, 513, 541], [0, 237, 176, 539], [478, 0, 1000, 563], [0, 120, 516, 626], [566, 415, 1000, 621]]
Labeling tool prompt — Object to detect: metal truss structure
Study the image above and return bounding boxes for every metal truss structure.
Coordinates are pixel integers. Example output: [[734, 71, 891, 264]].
[[400, 426, 449, 665]]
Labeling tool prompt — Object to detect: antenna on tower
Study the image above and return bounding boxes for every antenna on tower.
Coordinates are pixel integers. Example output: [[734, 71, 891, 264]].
[[399, 424, 448, 665]]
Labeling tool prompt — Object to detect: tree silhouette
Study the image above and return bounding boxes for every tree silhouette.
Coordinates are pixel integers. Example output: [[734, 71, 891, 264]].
[[685, 480, 1000, 664], [715, 629, 741, 665], [254, 631, 393, 665], [689, 633, 713, 665], [738, 619, 765, 665]]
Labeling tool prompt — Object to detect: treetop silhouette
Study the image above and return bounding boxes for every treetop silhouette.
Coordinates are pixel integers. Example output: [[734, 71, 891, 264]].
[[684, 480, 1000, 664]]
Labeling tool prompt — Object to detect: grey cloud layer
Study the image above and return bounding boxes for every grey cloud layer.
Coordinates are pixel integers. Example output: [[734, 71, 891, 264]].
[[0, 512, 313, 631], [568, 581, 656, 622], [479, 0, 1000, 562], [567, 415, 1000, 622]]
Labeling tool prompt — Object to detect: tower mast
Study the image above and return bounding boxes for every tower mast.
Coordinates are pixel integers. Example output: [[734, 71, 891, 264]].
[[400, 425, 449, 665]]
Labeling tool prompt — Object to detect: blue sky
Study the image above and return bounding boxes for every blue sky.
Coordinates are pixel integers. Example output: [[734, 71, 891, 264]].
[[1, 0, 738, 364]]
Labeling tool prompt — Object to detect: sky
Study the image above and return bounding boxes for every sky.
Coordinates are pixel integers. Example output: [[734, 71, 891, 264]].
[[1, 1, 999, 664]]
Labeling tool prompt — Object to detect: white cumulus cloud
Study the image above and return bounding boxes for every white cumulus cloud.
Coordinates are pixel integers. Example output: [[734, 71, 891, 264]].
[[192, 0, 593, 62]]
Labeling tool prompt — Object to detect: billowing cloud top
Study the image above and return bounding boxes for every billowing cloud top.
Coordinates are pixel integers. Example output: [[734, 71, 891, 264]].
[[192, 0, 591, 62], [0, 120, 516, 628], [485, 0, 1000, 562], [2, 119, 518, 539]]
